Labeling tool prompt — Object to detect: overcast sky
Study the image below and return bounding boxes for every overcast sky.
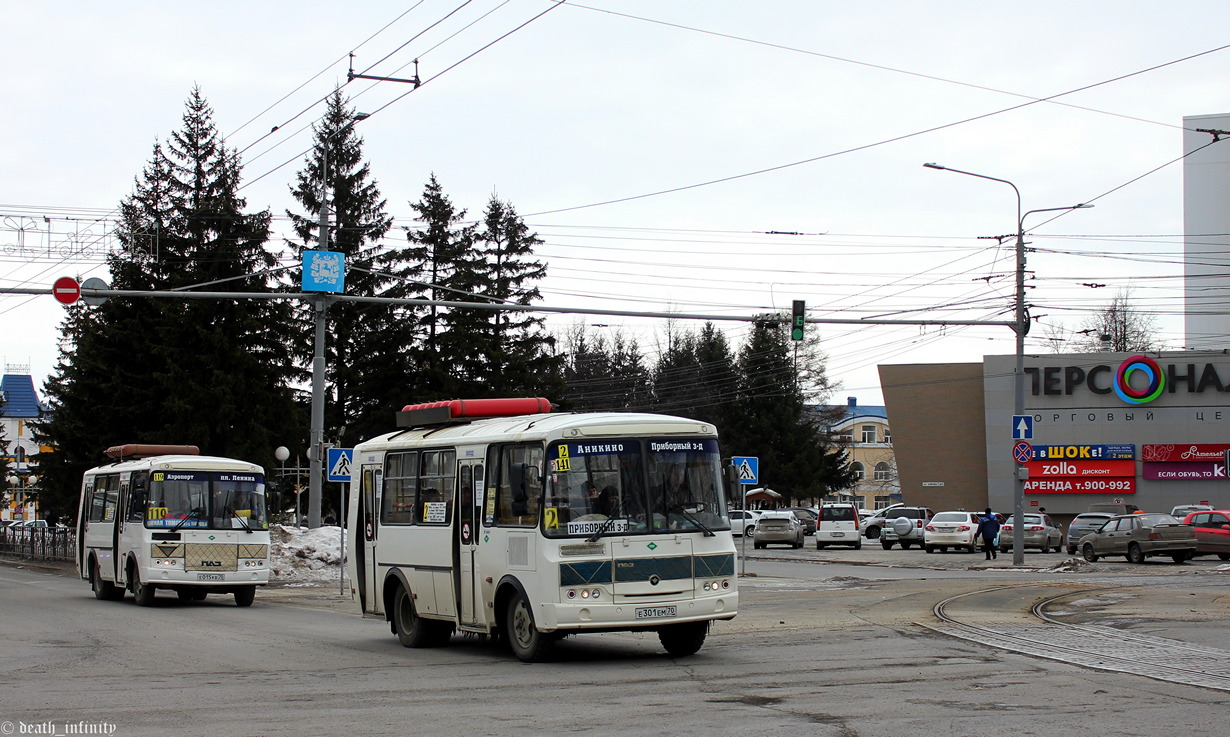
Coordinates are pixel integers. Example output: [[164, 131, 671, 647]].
[[5, 1, 1230, 411]]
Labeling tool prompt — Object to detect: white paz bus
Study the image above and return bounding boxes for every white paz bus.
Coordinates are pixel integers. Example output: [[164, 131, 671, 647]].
[[76, 444, 271, 606], [346, 398, 739, 662]]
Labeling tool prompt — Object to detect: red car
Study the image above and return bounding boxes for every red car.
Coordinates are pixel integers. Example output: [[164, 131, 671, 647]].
[[1182, 510, 1230, 560]]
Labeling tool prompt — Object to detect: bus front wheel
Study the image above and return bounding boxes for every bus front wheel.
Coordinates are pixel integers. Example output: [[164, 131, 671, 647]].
[[658, 621, 708, 657], [506, 591, 554, 663], [130, 564, 156, 607]]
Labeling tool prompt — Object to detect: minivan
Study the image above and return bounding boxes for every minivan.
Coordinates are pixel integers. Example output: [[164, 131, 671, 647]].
[[815, 503, 861, 549]]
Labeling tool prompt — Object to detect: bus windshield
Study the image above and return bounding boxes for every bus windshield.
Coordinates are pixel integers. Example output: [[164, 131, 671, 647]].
[[146, 471, 268, 530], [544, 438, 728, 538]]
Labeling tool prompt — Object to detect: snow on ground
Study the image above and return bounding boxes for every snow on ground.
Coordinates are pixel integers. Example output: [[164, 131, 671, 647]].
[[269, 524, 345, 586]]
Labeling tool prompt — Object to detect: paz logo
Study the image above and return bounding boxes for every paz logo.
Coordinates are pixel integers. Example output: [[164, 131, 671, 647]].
[[1113, 355, 1165, 405]]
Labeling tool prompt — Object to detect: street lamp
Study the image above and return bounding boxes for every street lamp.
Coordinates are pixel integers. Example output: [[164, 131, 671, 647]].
[[924, 163, 1091, 565], [307, 111, 368, 529]]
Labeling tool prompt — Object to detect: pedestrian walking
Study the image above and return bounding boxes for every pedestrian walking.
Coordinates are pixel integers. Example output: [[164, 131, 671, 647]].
[[975, 508, 1001, 560]]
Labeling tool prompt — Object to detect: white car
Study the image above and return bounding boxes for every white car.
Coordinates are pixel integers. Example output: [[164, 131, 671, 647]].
[[816, 503, 862, 549], [923, 511, 980, 553], [729, 509, 763, 537]]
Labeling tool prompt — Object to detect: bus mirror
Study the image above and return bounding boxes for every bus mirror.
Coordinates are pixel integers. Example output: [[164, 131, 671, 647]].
[[723, 463, 740, 504]]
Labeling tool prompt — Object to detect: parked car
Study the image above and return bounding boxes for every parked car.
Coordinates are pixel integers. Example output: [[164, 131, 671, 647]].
[[923, 511, 980, 553], [13, 519, 48, 529], [784, 507, 818, 536], [999, 513, 1063, 553], [729, 509, 763, 537], [880, 507, 935, 550], [1077, 513, 1197, 564], [753, 511, 805, 549], [1172, 504, 1214, 518], [1182, 510, 1230, 560], [1087, 503, 1140, 515], [860, 504, 905, 540], [816, 503, 862, 550], [1065, 512, 1115, 554]]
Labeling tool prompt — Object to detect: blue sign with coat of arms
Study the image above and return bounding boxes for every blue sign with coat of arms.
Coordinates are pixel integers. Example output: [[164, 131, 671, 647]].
[[302, 250, 346, 293]]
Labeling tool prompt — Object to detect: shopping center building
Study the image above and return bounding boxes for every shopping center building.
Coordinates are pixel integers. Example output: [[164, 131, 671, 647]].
[[880, 351, 1230, 520]]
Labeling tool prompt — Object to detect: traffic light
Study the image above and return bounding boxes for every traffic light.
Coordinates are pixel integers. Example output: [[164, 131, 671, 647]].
[[791, 300, 805, 341]]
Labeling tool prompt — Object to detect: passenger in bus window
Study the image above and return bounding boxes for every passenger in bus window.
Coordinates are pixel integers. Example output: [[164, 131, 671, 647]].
[[596, 486, 619, 517], [512, 464, 531, 516]]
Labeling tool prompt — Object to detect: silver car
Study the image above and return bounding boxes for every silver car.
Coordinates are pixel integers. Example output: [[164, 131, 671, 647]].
[[999, 513, 1063, 553], [753, 511, 805, 549], [1065, 512, 1114, 554]]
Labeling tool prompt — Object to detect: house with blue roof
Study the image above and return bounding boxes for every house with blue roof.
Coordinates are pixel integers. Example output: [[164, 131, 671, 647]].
[[1, 364, 49, 520], [815, 397, 901, 509]]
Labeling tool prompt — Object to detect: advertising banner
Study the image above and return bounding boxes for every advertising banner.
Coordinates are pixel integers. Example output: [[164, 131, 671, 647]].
[[1141, 444, 1230, 463], [1024, 478, 1135, 494], [1031, 444, 1135, 460], [1142, 462, 1226, 480], [1023, 459, 1136, 478]]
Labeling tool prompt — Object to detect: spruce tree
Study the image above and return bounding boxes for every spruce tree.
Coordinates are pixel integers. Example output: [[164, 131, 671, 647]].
[[287, 90, 395, 441], [36, 88, 303, 517], [472, 195, 563, 399], [401, 175, 476, 400]]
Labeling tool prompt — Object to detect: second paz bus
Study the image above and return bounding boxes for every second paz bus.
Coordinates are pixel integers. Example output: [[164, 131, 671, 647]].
[[345, 398, 738, 661]]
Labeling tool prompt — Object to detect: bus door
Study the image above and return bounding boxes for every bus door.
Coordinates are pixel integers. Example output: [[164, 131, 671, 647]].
[[356, 465, 381, 614], [456, 459, 484, 627], [113, 476, 129, 582]]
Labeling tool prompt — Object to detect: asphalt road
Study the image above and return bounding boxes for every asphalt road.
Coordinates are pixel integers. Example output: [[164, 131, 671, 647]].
[[2, 546, 1229, 737]]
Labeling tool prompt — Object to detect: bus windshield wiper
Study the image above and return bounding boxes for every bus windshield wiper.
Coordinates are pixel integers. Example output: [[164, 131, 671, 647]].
[[173, 507, 205, 531], [669, 504, 715, 536], [223, 490, 253, 533], [586, 503, 624, 543]]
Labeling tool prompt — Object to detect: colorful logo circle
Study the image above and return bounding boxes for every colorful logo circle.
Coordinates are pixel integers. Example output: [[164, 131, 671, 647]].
[[1113, 355, 1166, 404]]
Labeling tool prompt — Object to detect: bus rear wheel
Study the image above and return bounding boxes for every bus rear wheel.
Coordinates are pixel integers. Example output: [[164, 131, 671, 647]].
[[391, 584, 444, 648], [91, 558, 124, 601], [506, 591, 554, 663], [658, 621, 708, 657], [233, 586, 256, 607]]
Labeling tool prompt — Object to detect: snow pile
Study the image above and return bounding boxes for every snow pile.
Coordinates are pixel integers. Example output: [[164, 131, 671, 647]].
[[1048, 556, 1096, 573], [269, 524, 344, 585]]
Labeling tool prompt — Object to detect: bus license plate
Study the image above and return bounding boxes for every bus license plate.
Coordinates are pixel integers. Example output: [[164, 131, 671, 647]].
[[197, 574, 224, 581], [635, 606, 677, 619]]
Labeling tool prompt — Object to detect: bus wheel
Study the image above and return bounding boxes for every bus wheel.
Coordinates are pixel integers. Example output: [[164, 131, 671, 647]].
[[91, 558, 123, 601], [233, 586, 256, 607], [658, 621, 708, 657], [392, 584, 433, 648], [130, 565, 156, 607], [506, 592, 553, 662]]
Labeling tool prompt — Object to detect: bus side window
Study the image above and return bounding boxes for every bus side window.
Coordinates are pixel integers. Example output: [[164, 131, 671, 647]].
[[382, 451, 417, 524], [89, 477, 108, 522], [127, 473, 149, 523], [495, 444, 542, 527], [418, 449, 456, 525]]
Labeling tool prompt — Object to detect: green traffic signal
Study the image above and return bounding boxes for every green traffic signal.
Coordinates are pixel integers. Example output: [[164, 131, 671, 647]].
[[791, 300, 805, 341]]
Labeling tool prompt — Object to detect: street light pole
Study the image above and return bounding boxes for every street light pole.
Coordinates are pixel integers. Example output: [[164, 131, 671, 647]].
[[307, 110, 368, 529], [923, 163, 1090, 565]]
